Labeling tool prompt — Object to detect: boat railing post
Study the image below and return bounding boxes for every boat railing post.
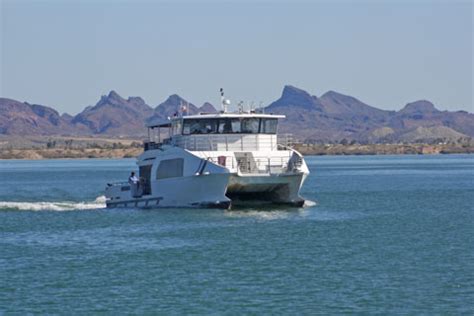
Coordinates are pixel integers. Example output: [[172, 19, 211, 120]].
[[241, 136, 244, 151]]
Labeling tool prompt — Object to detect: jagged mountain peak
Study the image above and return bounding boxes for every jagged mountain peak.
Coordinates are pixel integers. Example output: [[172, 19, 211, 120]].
[[71, 91, 153, 135], [282, 85, 312, 97], [162, 94, 188, 106], [127, 96, 146, 104], [268, 85, 320, 110], [153, 94, 199, 118], [95, 90, 126, 108], [199, 102, 217, 113], [1, 89, 472, 141], [107, 90, 123, 101], [93, 91, 153, 113]]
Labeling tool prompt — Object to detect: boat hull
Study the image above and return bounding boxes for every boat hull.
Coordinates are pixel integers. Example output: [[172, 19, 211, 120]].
[[105, 144, 310, 209], [105, 171, 308, 209], [226, 172, 307, 207], [106, 198, 231, 209], [105, 173, 231, 209]]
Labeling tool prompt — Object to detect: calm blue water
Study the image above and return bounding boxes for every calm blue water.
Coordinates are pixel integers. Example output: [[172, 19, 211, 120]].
[[1, 155, 473, 314]]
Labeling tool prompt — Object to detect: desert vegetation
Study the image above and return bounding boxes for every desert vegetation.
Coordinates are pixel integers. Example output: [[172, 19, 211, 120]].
[[0, 135, 472, 159]]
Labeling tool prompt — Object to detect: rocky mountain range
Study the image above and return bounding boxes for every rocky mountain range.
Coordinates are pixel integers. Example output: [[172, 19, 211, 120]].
[[266, 86, 474, 143], [1, 85, 472, 143]]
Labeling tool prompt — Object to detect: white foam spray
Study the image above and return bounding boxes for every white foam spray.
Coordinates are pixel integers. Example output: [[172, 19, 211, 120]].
[[304, 200, 318, 207], [0, 196, 106, 211]]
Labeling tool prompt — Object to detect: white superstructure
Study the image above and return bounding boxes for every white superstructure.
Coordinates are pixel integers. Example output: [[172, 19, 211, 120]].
[[105, 93, 309, 209]]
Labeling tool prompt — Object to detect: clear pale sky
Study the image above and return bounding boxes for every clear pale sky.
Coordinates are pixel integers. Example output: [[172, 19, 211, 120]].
[[1, 0, 472, 114]]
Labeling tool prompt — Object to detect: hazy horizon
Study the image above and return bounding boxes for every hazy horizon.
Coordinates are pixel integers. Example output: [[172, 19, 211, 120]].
[[1, 0, 472, 115]]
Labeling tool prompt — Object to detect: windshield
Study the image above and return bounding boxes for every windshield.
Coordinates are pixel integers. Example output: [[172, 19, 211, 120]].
[[182, 118, 278, 135], [183, 119, 219, 134]]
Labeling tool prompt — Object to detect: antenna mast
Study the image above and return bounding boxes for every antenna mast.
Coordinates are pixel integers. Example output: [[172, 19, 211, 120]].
[[220, 88, 230, 113], [220, 88, 225, 113]]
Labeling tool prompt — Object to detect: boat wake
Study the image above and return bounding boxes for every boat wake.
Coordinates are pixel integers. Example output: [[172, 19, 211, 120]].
[[304, 200, 318, 207], [0, 196, 106, 211]]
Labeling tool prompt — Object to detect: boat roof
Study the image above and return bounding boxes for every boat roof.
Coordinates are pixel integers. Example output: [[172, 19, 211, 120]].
[[180, 113, 285, 120], [146, 112, 285, 128], [146, 118, 172, 128]]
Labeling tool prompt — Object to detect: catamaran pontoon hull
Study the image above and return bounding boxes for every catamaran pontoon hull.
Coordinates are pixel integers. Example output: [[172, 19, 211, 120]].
[[227, 172, 307, 207]]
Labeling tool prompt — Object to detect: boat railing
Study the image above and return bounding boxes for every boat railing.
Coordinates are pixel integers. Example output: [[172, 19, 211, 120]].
[[205, 155, 237, 169], [242, 157, 290, 174], [173, 134, 294, 151], [143, 141, 162, 151], [143, 138, 175, 151], [204, 154, 292, 175], [277, 134, 293, 148]]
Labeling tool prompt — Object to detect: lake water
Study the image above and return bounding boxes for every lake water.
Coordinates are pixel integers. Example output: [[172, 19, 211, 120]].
[[1, 155, 473, 314]]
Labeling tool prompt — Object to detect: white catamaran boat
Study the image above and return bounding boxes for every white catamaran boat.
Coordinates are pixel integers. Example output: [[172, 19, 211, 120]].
[[105, 90, 309, 209]]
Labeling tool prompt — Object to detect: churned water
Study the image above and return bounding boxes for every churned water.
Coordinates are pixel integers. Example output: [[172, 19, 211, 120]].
[[0, 155, 473, 314]]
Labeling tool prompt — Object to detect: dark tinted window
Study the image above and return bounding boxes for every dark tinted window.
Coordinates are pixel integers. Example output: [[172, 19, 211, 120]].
[[183, 119, 218, 135], [261, 119, 278, 134], [241, 118, 260, 133], [218, 118, 242, 133], [156, 158, 184, 179], [182, 118, 278, 134]]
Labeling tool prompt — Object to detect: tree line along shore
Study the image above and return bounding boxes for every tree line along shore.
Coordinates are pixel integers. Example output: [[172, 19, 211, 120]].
[[0, 136, 472, 159]]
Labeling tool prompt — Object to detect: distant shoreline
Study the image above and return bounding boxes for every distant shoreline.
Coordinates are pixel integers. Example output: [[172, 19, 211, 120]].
[[293, 143, 474, 156], [0, 143, 472, 160]]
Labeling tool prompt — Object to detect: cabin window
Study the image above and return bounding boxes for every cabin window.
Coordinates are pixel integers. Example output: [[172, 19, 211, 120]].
[[183, 119, 218, 135], [172, 120, 182, 135], [241, 118, 260, 133], [182, 118, 278, 135], [156, 158, 184, 179], [230, 119, 241, 133], [261, 118, 278, 134], [216, 118, 238, 133]]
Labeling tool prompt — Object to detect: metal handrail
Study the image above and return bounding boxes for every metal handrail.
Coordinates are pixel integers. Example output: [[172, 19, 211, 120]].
[[145, 133, 295, 152], [174, 134, 292, 151], [238, 157, 290, 174], [277, 134, 294, 148]]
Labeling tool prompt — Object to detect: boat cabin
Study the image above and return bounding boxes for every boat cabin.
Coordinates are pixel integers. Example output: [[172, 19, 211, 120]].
[[145, 113, 287, 152]]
